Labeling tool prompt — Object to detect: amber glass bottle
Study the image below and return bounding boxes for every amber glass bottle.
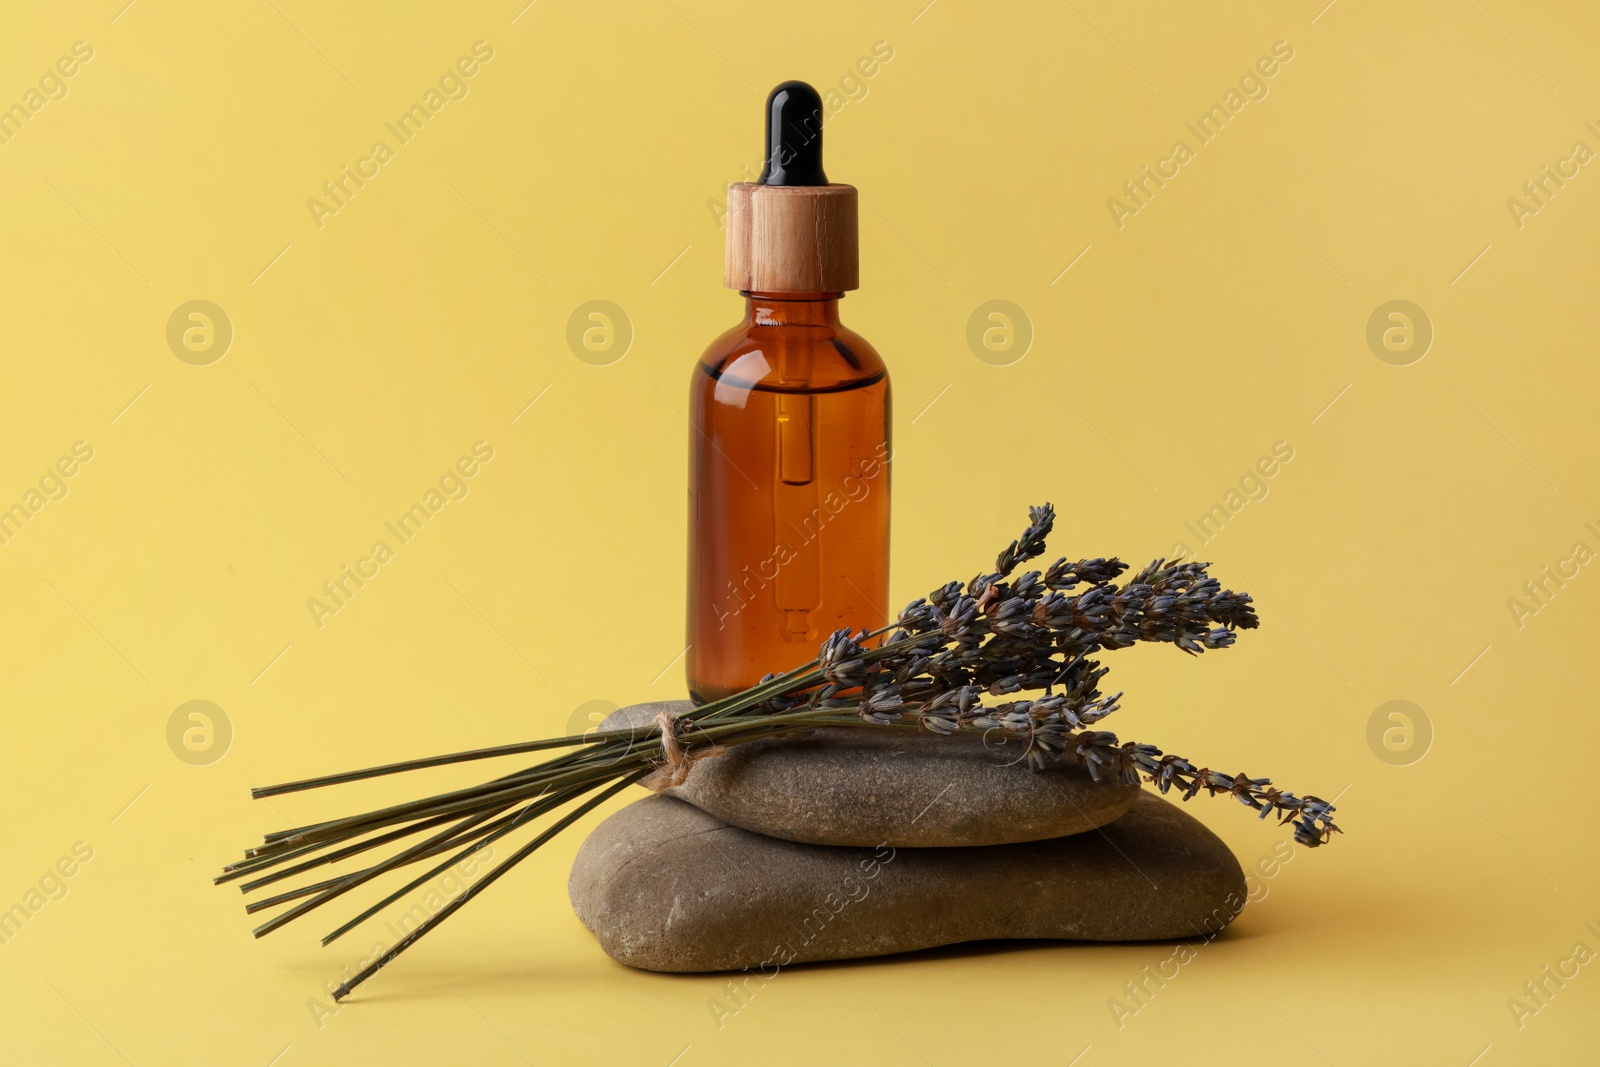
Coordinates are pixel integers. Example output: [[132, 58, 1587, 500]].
[[686, 82, 892, 703], [687, 292, 890, 702]]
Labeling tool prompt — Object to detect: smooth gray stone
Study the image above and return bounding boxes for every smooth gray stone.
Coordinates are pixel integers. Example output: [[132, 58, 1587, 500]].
[[568, 792, 1248, 973], [600, 701, 1141, 847]]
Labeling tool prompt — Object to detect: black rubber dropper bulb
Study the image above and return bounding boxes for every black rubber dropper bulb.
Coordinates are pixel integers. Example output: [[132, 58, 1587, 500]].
[[758, 80, 828, 186]]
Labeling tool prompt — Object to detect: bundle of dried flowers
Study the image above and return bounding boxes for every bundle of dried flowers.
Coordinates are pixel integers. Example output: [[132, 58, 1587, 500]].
[[219, 503, 1339, 999]]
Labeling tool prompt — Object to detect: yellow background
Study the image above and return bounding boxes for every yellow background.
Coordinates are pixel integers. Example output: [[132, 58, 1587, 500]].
[[2, 0, 1598, 1063]]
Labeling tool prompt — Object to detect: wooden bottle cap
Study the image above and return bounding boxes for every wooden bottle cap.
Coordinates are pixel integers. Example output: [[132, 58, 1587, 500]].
[[724, 182, 859, 293]]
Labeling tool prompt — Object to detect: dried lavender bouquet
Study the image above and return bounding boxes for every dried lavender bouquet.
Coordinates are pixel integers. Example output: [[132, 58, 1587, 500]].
[[220, 504, 1339, 999]]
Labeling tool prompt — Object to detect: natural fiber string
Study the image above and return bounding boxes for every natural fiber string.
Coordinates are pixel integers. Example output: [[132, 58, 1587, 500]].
[[644, 707, 723, 793]]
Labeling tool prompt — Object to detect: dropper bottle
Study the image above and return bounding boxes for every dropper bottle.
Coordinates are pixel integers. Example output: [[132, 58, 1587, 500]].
[[686, 80, 892, 704]]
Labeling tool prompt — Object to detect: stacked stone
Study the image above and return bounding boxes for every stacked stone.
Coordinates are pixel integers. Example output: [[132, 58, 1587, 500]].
[[568, 702, 1248, 973]]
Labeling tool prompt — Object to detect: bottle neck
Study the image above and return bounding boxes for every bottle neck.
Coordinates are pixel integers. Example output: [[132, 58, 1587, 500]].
[[743, 291, 843, 327]]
